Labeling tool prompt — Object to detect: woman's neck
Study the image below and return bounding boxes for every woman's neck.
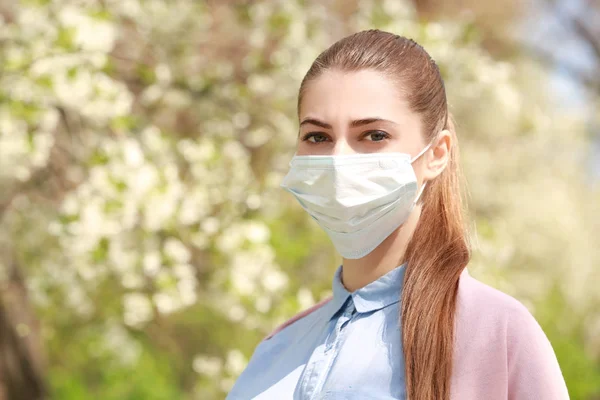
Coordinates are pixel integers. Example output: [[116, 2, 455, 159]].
[[341, 205, 422, 292]]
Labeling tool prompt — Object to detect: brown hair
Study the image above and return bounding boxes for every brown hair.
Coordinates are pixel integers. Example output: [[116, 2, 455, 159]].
[[298, 30, 471, 400]]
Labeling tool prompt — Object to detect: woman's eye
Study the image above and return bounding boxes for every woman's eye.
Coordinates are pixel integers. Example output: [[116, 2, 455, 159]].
[[302, 133, 329, 143], [364, 130, 390, 142]]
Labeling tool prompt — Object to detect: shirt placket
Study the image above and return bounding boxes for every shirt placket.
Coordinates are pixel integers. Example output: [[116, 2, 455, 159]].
[[294, 297, 356, 400]]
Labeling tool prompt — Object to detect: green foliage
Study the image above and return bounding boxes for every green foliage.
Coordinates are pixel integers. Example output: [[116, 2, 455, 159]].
[[49, 331, 184, 400], [536, 288, 600, 399]]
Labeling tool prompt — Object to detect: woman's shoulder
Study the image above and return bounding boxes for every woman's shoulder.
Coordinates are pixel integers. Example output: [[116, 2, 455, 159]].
[[454, 269, 557, 366], [456, 269, 535, 324], [453, 270, 569, 399], [263, 296, 333, 341], [457, 269, 560, 353], [227, 298, 334, 399]]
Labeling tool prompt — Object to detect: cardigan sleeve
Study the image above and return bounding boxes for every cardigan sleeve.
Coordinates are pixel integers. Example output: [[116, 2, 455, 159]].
[[506, 302, 570, 400]]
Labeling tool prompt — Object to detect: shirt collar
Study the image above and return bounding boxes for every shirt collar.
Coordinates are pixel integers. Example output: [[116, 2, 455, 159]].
[[326, 262, 407, 321]]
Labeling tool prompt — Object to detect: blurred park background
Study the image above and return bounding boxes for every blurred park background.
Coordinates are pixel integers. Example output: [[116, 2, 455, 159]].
[[0, 0, 599, 399]]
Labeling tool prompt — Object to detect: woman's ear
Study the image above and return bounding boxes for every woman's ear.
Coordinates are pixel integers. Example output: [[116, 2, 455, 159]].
[[422, 129, 452, 181]]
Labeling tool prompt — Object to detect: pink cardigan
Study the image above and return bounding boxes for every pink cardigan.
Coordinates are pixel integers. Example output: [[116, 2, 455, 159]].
[[265, 269, 570, 399]]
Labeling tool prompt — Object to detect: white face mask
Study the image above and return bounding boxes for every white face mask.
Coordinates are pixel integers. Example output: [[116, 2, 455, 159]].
[[280, 144, 432, 259]]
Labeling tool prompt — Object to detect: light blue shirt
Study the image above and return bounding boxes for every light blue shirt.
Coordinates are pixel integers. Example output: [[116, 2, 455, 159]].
[[227, 263, 407, 400]]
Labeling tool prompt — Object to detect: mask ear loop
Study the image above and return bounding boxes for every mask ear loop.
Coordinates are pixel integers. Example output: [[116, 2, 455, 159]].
[[414, 181, 427, 205], [410, 142, 433, 164], [411, 141, 435, 205]]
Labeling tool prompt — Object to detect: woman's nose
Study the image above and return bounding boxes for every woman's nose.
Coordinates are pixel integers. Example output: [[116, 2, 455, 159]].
[[331, 140, 356, 156]]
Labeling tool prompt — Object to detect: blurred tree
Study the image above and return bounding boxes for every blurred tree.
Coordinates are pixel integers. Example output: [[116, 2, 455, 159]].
[[530, 0, 600, 94], [411, 0, 524, 55], [0, 263, 46, 400], [410, 0, 600, 145], [411, 0, 600, 92]]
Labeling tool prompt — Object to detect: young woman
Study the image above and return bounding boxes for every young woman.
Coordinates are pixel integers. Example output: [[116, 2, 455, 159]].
[[227, 30, 569, 400]]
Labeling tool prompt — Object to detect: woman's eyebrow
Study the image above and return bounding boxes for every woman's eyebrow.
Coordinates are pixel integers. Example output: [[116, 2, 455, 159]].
[[350, 118, 398, 127], [299, 118, 332, 129], [300, 117, 397, 129]]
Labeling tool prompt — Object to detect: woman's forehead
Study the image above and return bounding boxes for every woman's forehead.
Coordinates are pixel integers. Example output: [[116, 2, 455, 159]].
[[299, 69, 416, 127]]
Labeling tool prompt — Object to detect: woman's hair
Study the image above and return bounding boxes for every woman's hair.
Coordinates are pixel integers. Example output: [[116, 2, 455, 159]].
[[298, 30, 471, 400]]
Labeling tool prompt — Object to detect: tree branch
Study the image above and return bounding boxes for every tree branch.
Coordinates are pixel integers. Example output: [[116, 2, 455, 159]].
[[0, 261, 47, 400], [523, 43, 600, 95], [570, 14, 600, 61]]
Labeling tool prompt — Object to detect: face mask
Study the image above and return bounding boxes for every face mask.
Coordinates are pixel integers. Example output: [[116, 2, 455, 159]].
[[280, 144, 432, 259]]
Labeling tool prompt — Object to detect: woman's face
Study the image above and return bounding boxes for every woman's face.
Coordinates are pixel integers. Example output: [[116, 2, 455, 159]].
[[297, 69, 427, 158]]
